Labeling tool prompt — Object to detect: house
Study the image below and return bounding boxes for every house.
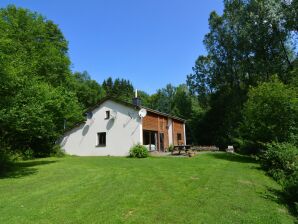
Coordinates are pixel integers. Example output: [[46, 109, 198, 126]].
[[59, 95, 186, 156]]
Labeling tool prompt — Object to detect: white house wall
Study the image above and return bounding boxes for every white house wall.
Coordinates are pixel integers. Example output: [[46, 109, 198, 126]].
[[168, 118, 173, 145], [60, 100, 142, 156]]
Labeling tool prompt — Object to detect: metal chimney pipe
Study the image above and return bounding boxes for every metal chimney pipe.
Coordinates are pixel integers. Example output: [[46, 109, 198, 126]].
[[132, 89, 141, 107]]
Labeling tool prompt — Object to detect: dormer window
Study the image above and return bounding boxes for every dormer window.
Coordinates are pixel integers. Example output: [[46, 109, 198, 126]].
[[105, 111, 110, 119]]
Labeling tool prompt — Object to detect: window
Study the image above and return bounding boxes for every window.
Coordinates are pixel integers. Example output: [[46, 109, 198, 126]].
[[105, 111, 110, 119], [97, 132, 106, 146], [177, 133, 182, 141]]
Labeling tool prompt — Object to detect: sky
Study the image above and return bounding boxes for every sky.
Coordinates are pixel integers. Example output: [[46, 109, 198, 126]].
[[0, 0, 223, 94]]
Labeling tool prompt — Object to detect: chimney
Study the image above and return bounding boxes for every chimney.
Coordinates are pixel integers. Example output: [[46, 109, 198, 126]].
[[132, 89, 141, 107]]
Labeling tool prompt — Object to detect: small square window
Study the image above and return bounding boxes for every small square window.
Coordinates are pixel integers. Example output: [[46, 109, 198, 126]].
[[105, 111, 110, 119], [97, 132, 106, 146]]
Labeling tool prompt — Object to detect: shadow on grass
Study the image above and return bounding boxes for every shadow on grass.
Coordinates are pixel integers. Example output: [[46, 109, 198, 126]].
[[206, 152, 258, 164], [0, 160, 57, 179], [262, 187, 298, 219]]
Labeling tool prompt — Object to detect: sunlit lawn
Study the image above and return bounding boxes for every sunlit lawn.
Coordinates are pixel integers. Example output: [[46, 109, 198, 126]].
[[0, 153, 295, 223]]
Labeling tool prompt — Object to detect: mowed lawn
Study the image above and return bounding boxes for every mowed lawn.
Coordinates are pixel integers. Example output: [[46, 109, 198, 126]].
[[0, 153, 296, 224]]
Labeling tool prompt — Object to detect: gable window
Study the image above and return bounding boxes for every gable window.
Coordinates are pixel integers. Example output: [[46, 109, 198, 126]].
[[105, 111, 110, 119], [97, 132, 106, 146]]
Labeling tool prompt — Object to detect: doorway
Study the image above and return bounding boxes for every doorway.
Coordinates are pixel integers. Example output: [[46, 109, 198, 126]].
[[143, 130, 157, 151], [159, 133, 164, 151]]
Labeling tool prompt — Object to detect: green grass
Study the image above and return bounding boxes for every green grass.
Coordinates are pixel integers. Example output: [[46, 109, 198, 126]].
[[0, 153, 296, 223]]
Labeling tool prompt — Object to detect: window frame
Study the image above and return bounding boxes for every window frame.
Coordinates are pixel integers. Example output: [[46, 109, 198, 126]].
[[97, 132, 106, 147], [177, 133, 182, 141], [105, 110, 110, 120]]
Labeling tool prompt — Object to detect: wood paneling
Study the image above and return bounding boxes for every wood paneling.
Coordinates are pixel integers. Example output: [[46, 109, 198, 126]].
[[142, 112, 169, 150], [142, 113, 159, 131], [173, 120, 184, 145]]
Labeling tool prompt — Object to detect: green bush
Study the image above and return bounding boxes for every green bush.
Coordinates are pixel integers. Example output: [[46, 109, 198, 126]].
[[241, 78, 298, 147], [284, 171, 298, 214], [50, 145, 65, 157], [0, 148, 12, 175], [129, 144, 149, 158], [168, 144, 174, 152], [261, 142, 298, 183]]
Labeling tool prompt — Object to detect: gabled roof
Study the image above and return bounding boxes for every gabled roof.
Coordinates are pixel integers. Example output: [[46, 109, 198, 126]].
[[62, 96, 185, 135], [87, 96, 186, 122]]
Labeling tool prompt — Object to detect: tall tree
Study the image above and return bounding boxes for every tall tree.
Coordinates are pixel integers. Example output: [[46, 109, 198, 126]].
[[187, 0, 297, 147], [188, 0, 296, 98], [102, 77, 134, 102], [70, 71, 105, 109], [0, 5, 83, 156]]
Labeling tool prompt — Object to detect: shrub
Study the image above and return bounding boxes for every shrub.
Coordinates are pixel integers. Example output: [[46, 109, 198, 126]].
[[0, 148, 12, 175], [50, 145, 65, 157], [261, 142, 298, 183], [284, 171, 298, 214], [21, 148, 35, 160], [241, 78, 298, 147], [129, 144, 149, 158], [168, 144, 174, 152]]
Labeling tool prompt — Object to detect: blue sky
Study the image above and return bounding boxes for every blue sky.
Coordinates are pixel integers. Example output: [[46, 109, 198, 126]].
[[1, 0, 223, 94]]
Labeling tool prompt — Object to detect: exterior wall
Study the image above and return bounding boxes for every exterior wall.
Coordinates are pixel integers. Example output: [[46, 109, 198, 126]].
[[172, 120, 185, 146], [168, 118, 173, 145], [159, 116, 169, 149], [142, 113, 159, 131], [60, 100, 141, 156], [183, 123, 186, 145], [142, 112, 169, 150]]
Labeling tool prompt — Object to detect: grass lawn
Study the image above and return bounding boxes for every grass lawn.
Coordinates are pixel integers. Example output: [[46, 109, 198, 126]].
[[0, 152, 296, 223]]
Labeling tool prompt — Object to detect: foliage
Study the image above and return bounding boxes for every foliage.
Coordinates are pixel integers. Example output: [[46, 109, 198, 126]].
[[241, 78, 298, 145], [261, 142, 298, 183], [69, 71, 105, 109], [168, 144, 174, 152], [191, 87, 246, 148], [148, 84, 176, 114], [261, 141, 298, 214], [136, 90, 151, 107], [0, 5, 84, 157], [129, 144, 149, 158], [0, 148, 12, 175], [283, 171, 298, 214], [102, 77, 134, 102], [0, 80, 83, 156], [188, 0, 295, 94], [187, 0, 297, 147], [50, 144, 65, 157]]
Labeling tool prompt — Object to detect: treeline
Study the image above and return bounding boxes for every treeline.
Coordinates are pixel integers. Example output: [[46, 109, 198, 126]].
[[186, 0, 298, 213]]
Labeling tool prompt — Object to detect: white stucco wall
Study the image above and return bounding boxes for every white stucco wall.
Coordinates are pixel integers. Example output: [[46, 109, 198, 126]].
[[60, 100, 142, 156], [183, 123, 186, 145], [168, 118, 173, 145]]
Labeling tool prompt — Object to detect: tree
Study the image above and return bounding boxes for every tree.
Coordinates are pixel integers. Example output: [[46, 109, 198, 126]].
[[241, 78, 298, 145], [0, 5, 84, 156], [148, 84, 176, 114], [70, 71, 105, 109], [0, 80, 83, 156], [189, 0, 295, 94], [102, 77, 134, 102], [187, 0, 297, 147]]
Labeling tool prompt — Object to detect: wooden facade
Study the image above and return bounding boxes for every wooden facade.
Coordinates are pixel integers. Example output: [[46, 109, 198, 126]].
[[172, 120, 185, 146], [142, 111, 185, 151]]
